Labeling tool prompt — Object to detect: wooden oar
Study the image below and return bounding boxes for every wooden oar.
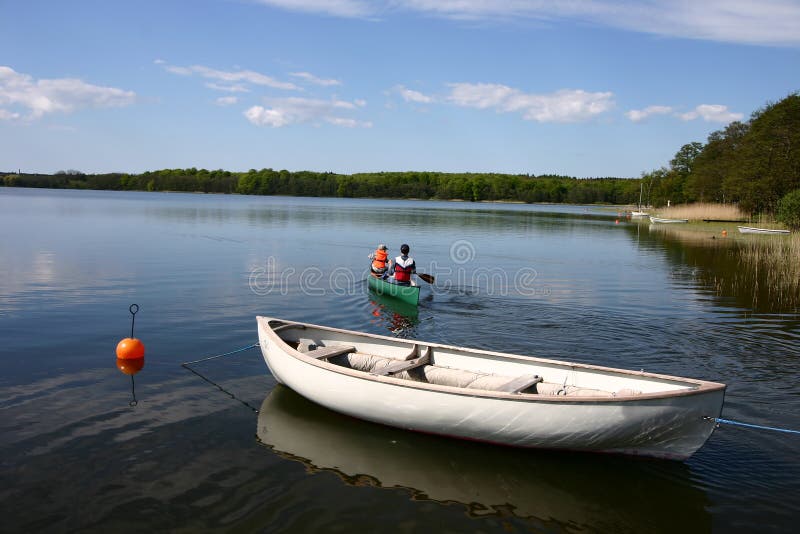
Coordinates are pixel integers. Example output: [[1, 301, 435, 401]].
[[417, 273, 435, 284]]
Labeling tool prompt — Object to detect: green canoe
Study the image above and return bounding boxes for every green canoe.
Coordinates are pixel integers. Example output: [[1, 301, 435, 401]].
[[367, 275, 420, 306]]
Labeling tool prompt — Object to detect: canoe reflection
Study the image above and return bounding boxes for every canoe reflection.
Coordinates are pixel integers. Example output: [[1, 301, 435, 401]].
[[367, 289, 419, 335], [256, 385, 711, 530]]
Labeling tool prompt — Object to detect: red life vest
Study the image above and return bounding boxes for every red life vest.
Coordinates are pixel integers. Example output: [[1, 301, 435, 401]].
[[372, 249, 388, 272], [393, 256, 414, 282]]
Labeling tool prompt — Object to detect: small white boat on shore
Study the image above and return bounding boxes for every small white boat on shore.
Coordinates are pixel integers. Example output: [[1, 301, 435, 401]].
[[649, 216, 689, 224], [737, 226, 790, 235], [257, 316, 725, 460], [630, 210, 649, 217]]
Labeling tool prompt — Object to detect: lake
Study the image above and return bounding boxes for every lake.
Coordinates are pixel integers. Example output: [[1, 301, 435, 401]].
[[1, 187, 798, 533]]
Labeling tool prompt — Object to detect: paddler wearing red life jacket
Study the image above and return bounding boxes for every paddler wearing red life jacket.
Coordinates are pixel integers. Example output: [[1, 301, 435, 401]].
[[390, 243, 416, 286], [369, 243, 389, 277]]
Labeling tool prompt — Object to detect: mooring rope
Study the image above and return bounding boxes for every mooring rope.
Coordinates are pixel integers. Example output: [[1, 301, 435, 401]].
[[181, 342, 260, 366], [181, 342, 262, 413], [707, 416, 800, 435]]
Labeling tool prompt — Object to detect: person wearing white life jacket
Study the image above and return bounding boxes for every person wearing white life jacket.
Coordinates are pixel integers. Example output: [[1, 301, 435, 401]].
[[389, 243, 416, 286]]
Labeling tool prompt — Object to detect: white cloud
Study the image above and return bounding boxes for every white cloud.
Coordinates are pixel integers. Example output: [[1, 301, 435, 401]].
[[679, 104, 743, 123], [326, 116, 373, 128], [216, 96, 238, 106], [253, 1, 800, 46], [392, 84, 433, 103], [206, 82, 250, 93], [625, 105, 673, 122], [159, 62, 298, 90], [244, 97, 372, 127], [254, 0, 373, 18], [0, 108, 21, 120], [290, 71, 342, 86], [447, 82, 614, 122], [0, 66, 136, 120]]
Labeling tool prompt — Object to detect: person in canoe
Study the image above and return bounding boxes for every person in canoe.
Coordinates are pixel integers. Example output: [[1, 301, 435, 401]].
[[389, 243, 416, 286], [368, 243, 390, 278]]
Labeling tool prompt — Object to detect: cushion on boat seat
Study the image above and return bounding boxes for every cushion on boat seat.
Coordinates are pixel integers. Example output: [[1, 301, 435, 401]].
[[330, 352, 395, 373]]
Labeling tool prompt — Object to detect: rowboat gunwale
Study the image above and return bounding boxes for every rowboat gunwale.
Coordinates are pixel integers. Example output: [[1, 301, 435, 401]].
[[257, 316, 725, 404]]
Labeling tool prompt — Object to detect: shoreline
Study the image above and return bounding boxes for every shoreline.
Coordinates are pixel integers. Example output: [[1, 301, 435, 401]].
[[0, 185, 633, 209]]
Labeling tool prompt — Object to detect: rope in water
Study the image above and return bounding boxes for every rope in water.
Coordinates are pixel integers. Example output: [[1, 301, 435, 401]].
[[709, 417, 800, 435], [181, 342, 262, 413], [181, 342, 260, 366]]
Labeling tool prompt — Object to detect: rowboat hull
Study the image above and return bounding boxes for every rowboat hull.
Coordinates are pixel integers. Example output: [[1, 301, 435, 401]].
[[649, 216, 689, 223], [737, 226, 790, 235], [257, 317, 725, 460], [367, 275, 420, 305]]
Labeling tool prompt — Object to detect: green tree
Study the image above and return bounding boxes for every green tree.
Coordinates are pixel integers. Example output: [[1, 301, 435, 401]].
[[777, 189, 800, 230]]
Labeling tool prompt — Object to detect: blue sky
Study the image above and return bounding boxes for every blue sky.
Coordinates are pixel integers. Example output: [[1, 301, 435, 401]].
[[1, 0, 799, 177]]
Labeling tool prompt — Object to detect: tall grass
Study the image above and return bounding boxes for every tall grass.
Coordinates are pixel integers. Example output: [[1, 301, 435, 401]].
[[657, 203, 747, 222], [737, 234, 800, 308], [647, 219, 799, 310]]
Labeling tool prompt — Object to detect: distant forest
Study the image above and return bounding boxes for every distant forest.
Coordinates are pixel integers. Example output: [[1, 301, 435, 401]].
[[0, 168, 643, 205], [3, 93, 798, 213]]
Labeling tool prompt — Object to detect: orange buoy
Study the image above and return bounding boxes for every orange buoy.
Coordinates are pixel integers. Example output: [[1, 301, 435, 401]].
[[117, 304, 145, 359], [116, 337, 145, 359], [116, 356, 145, 375], [722, 229, 728, 237]]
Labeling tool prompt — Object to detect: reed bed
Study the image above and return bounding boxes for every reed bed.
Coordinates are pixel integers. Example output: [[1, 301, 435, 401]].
[[736, 233, 800, 308], [656, 203, 747, 222], [645, 219, 799, 310]]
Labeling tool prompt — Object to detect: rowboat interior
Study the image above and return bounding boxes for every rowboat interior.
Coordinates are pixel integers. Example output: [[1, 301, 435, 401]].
[[262, 318, 715, 400]]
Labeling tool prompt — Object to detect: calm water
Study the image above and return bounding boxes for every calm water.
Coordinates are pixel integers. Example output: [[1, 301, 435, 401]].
[[1, 188, 798, 533]]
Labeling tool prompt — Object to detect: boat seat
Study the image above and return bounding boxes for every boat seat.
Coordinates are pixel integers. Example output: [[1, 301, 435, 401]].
[[372, 347, 431, 376], [307, 345, 356, 360], [495, 374, 543, 394], [399, 344, 422, 360]]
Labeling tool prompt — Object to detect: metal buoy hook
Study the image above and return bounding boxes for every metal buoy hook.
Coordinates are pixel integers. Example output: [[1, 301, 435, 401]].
[[129, 303, 139, 338]]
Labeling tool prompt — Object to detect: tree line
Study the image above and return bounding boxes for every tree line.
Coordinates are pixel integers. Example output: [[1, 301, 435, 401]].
[[1, 167, 643, 205]]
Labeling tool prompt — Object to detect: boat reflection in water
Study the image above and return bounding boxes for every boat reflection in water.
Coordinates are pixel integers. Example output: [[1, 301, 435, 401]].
[[256, 386, 711, 531], [367, 289, 420, 336]]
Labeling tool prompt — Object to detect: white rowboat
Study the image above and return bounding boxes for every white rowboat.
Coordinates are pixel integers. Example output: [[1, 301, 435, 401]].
[[737, 226, 790, 235], [257, 317, 725, 460], [649, 216, 689, 223]]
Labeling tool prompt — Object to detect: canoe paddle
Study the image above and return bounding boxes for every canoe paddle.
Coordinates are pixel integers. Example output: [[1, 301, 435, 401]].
[[417, 273, 435, 284]]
